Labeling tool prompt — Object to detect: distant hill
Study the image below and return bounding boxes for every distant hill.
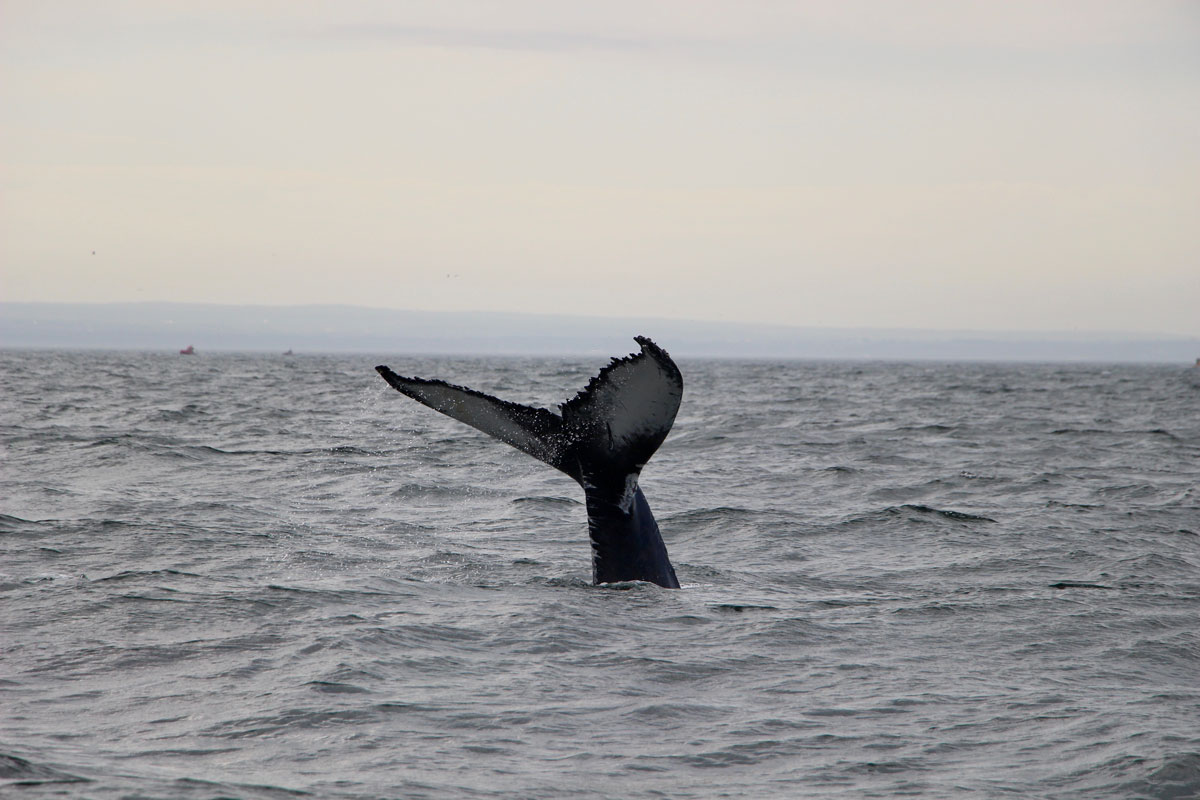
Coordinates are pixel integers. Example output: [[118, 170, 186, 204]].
[[2, 302, 1198, 362]]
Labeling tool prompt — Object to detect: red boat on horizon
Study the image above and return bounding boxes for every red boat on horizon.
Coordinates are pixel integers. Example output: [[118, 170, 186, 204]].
[[180, 345, 195, 355]]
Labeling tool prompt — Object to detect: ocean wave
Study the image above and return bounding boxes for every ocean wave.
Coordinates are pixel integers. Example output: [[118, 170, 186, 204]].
[[834, 504, 997, 528], [0, 752, 88, 786], [511, 495, 581, 506], [5, 351, 1199, 799]]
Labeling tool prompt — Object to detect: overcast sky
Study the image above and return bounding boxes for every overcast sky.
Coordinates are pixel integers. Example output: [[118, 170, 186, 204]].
[[2, 1, 1198, 335]]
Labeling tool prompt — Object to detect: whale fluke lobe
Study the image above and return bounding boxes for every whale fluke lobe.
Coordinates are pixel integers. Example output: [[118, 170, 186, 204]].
[[559, 336, 682, 482], [376, 337, 682, 588], [374, 366, 571, 473]]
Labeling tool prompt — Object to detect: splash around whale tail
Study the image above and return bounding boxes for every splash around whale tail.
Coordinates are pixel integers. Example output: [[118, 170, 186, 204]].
[[374, 336, 682, 487]]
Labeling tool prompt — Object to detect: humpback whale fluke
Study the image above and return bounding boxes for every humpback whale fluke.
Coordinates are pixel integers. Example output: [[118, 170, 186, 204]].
[[376, 336, 682, 588]]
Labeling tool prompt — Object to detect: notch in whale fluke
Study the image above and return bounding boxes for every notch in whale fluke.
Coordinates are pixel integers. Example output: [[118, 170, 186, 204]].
[[375, 337, 683, 588]]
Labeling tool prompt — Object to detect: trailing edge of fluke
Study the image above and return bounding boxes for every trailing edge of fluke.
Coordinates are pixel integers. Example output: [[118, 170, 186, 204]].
[[376, 336, 682, 588]]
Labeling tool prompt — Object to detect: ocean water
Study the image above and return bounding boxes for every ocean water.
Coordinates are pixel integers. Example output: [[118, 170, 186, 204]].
[[2, 348, 1198, 799]]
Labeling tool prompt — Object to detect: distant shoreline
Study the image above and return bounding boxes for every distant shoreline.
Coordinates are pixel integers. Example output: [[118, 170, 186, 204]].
[[3, 302, 1198, 363]]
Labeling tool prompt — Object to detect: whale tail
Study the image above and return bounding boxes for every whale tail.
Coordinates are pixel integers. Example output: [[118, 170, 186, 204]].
[[375, 336, 682, 487], [376, 336, 683, 588]]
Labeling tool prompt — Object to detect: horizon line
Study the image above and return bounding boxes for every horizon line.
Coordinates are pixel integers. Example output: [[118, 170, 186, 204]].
[[4, 300, 1197, 341]]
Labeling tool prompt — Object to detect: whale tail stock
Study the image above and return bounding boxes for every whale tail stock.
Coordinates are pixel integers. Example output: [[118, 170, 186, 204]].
[[375, 336, 683, 588]]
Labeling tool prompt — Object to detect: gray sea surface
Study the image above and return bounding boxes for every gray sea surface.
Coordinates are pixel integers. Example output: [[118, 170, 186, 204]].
[[2, 348, 1199, 799]]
